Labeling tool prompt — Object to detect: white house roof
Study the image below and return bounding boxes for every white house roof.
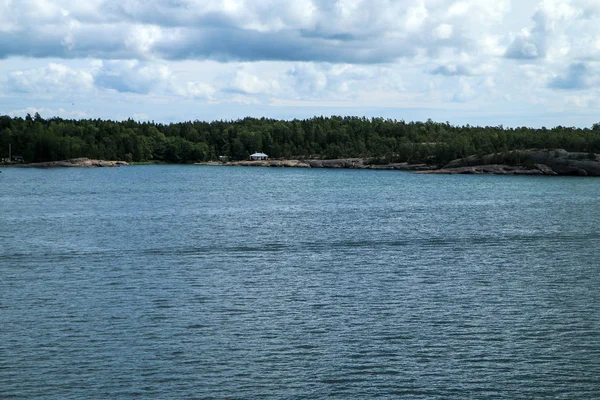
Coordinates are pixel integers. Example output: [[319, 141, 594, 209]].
[[250, 153, 268, 157]]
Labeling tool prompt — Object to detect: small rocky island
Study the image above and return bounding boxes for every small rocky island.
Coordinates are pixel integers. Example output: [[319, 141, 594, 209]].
[[13, 158, 128, 168], [198, 149, 600, 176]]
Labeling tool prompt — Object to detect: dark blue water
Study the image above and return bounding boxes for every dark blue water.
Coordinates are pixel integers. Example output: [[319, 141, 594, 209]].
[[1, 165, 599, 399]]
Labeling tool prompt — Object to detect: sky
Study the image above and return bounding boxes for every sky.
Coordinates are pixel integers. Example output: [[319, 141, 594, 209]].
[[1, 0, 599, 127]]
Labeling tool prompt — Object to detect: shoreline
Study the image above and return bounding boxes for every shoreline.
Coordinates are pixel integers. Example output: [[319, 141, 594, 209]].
[[195, 159, 555, 175], [4, 149, 600, 176], [195, 149, 600, 176], [2, 158, 128, 168], [195, 158, 436, 171]]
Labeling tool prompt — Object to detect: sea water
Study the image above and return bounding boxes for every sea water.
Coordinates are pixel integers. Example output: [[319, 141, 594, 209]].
[[1, 165, 599, 399]]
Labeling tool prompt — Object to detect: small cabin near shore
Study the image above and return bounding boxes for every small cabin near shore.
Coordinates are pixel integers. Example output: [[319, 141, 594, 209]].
[[250, 152, 269, 161]]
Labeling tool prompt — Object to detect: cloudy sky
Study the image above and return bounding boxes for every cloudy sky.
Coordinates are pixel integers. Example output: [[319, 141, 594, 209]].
[[1, 0, 599, 127]]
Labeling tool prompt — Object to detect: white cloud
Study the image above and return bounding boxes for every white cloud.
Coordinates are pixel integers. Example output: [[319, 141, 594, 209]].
[[564, 94, 597, 109], [93, 60, 172, 94], [0, 0, 516, 63], [432, 24, 454, 40], [284, 63, 398, 100], [124, 24, 166, 58], [6, 63, 94, 96], [133, 112, 149, 120], [180, 82, 216, 100], [447, 1, 470, 18], [224, 66, 280, 98], [405, 1, 429, 32], [0, 1, 600, 127], [452, 78, 477, 102], [287, 64, 328, 96], [505, 0, 600, 63]]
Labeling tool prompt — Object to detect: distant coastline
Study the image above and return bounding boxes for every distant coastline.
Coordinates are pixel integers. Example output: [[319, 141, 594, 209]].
[[3, 158, 128, 168], [196, 149, 600, 176], [4, 149, 600, 176], [3, 115, 600, 170], [196, 158, 435, 171]]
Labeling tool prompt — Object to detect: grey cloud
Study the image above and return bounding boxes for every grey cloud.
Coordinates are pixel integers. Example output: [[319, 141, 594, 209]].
[[505, 36, 542, 59], [93, 62, 171, 94], [429, 65, 471, 76], [548, 63, 590, 90], [0, 32, 69, 59], [0, 24, 414, 64], [284, 63, 388, 99], [103, 2, 238, 29], [505, 10, 547, 60], [153, 27, 410, 64], [0, 1, 483, 64], [299, 30, 359, 42], [94, 73, 148, 93], [0, 25, 132, 60], [286, 64, 328, 95]]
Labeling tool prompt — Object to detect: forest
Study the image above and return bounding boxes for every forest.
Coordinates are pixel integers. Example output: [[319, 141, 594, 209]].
[[2, 112, 600, 166]]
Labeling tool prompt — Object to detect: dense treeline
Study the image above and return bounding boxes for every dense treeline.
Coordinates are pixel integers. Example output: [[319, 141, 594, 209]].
[[2, 113, 600, 165]]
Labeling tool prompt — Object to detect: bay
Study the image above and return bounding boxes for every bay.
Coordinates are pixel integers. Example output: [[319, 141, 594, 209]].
[[1, 165, 599, 399]]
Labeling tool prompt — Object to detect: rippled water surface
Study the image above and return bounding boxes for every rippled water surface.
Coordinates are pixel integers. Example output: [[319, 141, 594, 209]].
[[1, 165, 600, 399]]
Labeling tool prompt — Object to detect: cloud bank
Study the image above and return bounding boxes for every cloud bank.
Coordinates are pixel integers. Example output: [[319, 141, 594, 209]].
[[0, 0, 599, 127]]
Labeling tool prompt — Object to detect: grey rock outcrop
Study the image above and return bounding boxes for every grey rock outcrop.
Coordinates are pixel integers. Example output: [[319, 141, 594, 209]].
[[437, 149, 600, 176], [18, 158, 128, 168], [306, 159, 364, 168], [198, 149, 600, 176], [202, 158, 434, 171], [416, 164, 556, 175]]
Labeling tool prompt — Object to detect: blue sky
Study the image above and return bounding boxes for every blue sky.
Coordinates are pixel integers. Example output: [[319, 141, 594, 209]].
[[1, 0, 599, 127]]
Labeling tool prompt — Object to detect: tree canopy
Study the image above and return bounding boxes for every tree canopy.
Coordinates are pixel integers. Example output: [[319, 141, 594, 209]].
[[2, 113, 600, 165]]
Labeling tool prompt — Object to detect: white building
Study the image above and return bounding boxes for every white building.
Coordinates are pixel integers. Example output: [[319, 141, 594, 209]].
[[250, 152, 269, 161]]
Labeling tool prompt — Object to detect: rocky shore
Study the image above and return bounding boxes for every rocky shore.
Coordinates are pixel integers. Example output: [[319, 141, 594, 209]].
[[198, 158, 436, 171], [13, 158, 128, 168], [197, 149, 600, 176], [420, 149, 600, 176], [415, 164, 557, 175]]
